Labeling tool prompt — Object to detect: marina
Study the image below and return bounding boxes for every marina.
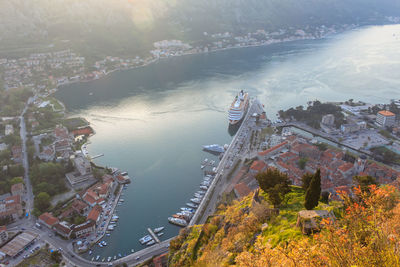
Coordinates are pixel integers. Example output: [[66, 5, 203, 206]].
[[53, 25, 400, 260]]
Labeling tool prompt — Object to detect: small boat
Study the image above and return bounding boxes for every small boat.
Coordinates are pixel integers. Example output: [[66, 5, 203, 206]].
[[91, 257, 94, 261], [203, 158, 208, 164], [112, 215, 119, 219], [131, 249, 134, 253], [107, 257, 111, 262], [114, 255, 117, 260], [203, 144, 224, 154], [147, 240, 156, 246], [106, 234, 111, 236], [157, 232, 164, 237], [200, 186, 208, 190], [119, 199, 124, 202], [118, 253, 122, 258], [102, 258, 105, 262], [153, 227, 165, 233], [186, 203, 198, 208], [181, 207, 195, 212], [200, 165, 205, 169], [190, 198, 201, 204], [168, 217, 188, 227], [89, 250, 92, 255], [98, 243, 103, 248], [194, 193, 203, 198], [120, 171, 128, 176], [96, 255, 100, 261], [139, 235, 153, 244], [89, 92, 94, 96]]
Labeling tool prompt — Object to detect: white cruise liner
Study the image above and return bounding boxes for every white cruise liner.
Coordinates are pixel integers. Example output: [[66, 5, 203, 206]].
[[228, 90, 249, 125]]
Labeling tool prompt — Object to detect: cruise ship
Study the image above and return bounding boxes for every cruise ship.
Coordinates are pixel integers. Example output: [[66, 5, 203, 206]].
[[228, 90, 249, 125]]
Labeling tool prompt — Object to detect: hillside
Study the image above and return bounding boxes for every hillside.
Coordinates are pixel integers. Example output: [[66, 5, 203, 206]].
[[1, 0, 400, 59], [168, 185, 400, 266]]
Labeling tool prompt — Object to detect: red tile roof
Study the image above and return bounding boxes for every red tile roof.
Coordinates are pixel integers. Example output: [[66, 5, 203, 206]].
[[234, 183, 252, 198], [378, 110, 395, 117], [87, 205, 102, 222], [338, 163, 354, 173], [258, 141, 288, 156], [39, 212, 59, 227], [250, 160, 267, 172]]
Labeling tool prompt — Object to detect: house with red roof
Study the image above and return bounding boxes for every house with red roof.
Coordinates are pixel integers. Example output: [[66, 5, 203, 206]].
[[87, 205, 102, 224], [249, 160, 267, 174], [53, 221, 72, 239], [11, 183, 24, 196], [234, 183, 252, 198], [38, 212, 59, 228], [258, 141, 288, 160]]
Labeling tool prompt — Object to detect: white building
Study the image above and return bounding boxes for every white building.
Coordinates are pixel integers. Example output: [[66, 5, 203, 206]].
[[321, 114, 335, 126], [4, 125, 14, 136], [376, 110, 396, 127]]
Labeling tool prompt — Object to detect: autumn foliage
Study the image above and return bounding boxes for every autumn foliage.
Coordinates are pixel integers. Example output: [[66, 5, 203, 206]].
[[169, 185, 400, 267]]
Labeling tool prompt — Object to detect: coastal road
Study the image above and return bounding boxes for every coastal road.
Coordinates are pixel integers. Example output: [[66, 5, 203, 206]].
[[191, 99, 260, 225], [19, 98, 35, 220]]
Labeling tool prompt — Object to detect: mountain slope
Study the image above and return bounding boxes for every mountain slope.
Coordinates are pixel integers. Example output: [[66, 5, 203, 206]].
[[1, 0, 400, 58]]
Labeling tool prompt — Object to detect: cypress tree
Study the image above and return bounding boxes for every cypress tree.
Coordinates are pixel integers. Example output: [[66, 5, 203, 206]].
[[304, 169, 321, 210]]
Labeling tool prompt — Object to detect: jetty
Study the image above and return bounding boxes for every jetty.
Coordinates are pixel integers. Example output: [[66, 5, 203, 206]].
[[91, 153, 104, 159], [147, 228, 161, 244]]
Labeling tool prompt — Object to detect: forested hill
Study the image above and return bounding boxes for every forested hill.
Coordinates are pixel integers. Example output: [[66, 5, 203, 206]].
[[1, 0, 400, 58]]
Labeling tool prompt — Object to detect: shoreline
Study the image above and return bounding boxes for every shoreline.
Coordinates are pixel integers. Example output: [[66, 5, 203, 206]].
[[54, 25, 360, 93]]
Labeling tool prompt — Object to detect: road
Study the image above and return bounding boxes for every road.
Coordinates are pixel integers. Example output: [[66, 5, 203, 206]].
[[191, 99, 262, 225], [19, 98, 34, 221]]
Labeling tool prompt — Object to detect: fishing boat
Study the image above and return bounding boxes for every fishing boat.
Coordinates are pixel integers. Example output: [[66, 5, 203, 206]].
[[153, 227, 165, 233]]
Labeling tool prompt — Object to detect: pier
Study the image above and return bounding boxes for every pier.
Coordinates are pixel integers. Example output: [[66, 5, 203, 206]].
[[91, 153, 104, 159], [189, 99, 259, 226], [147, 228, 161, 244]]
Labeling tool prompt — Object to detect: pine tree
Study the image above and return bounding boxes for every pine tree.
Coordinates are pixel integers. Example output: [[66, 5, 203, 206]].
[[301, 173, 313, 191], [304, 169, 321, 210]]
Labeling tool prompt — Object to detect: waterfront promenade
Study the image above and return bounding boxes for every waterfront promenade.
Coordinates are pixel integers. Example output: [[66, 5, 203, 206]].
[[190, 98, 262, 226]]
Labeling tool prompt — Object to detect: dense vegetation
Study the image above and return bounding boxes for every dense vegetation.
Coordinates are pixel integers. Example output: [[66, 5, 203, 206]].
[[0, 164, 24, 195], [0, 88, 32, 116], [30, 161, 68, 215], [169, 182, 400, 266], [278, 101, 345, 128]]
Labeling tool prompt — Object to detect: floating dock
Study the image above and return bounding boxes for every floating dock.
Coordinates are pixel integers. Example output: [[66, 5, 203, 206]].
[[147, 228, 161, 244]]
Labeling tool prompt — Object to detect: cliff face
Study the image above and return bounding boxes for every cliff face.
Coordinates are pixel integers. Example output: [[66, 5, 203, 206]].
[[1, 0, 400, 57]]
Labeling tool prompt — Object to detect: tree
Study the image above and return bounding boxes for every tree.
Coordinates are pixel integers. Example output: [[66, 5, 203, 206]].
[[298, 157, 308, 170], [255, 169, 291, 208], [10, 176, 23, 185], [304, 169, 321, 210], [353, 175, 378, 193], [301, 173, 313, 191], [35, 192, 51, 212], [50, 250, 62, 263]]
